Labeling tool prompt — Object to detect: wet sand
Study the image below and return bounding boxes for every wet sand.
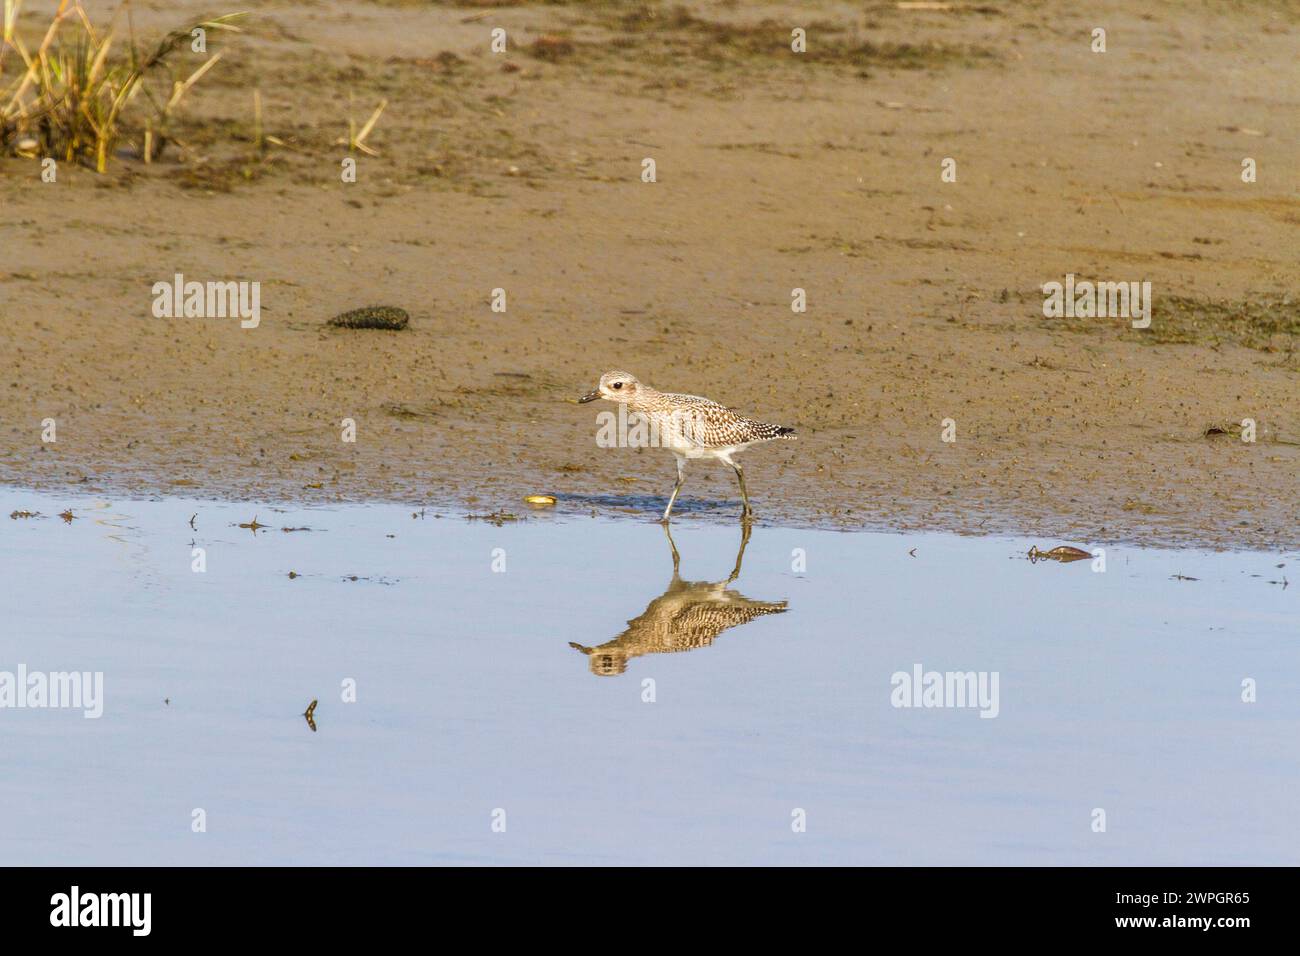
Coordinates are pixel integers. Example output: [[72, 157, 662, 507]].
[[2, 0, 1297, 548]]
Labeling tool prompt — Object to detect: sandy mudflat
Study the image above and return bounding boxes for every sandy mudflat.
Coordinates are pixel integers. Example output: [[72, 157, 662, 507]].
[[1, 0, 1297, 548]]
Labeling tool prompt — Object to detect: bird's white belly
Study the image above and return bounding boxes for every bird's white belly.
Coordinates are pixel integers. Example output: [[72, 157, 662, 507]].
[[678, 443, 752, 460]]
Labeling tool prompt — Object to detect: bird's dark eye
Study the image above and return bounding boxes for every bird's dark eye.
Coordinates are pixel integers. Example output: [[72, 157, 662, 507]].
[[612, 382, 623, 389]]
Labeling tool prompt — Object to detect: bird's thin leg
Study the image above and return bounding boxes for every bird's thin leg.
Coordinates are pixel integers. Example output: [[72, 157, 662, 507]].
[[662, 457, 687, 522], [662, 522, 681, 574], [731, 460, 752, 518], [727, 520, 753, 584]]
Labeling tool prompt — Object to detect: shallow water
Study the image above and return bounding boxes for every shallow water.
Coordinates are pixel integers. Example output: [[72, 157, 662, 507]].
[[1, 489, 1296, 865]]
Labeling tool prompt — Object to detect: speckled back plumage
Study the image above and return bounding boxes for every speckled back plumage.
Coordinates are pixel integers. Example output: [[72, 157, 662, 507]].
[[631, 582, 789, 652], [579, 580, 788, 675], [631, 387, 795, 449]]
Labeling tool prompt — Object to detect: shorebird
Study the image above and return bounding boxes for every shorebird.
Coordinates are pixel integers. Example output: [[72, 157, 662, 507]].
[[569, 523, 788, 676], [577, 370, 795, 520]]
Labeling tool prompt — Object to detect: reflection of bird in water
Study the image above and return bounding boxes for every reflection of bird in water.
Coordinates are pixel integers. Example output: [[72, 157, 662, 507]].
[[570, 523, 788, 676]]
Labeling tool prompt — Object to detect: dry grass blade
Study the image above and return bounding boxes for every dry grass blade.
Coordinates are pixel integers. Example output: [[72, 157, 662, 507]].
[[335, 98, 387, 156], [167, 52, 223, 110]]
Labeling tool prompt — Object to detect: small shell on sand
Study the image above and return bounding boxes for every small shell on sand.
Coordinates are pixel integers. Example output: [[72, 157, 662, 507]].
[[524, 495, 557, 506], [327, 306, 410, 330]]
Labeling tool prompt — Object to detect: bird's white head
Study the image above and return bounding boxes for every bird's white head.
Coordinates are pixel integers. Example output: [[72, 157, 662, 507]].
[[577, 370, 642, 405]]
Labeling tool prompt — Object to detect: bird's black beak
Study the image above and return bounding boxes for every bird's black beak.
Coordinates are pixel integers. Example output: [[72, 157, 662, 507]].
[[577, 388, 601, 404]]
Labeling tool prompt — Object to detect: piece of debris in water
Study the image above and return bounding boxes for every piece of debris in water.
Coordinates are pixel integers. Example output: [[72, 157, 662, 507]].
[[327, 306, 410, 330], [1028, 545, 1092, 564], [9, 510, 40, 519], [303, 698, 318, 732], [238, 516, 268, 532], [467, 511, 521, 526], [1171, 573, 1199, 581], [524, 494, 557, 507], [58, 509, 76, 523]]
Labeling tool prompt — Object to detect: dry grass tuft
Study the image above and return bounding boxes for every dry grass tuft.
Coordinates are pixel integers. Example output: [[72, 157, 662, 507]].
[[1, 0, 244, 171]]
